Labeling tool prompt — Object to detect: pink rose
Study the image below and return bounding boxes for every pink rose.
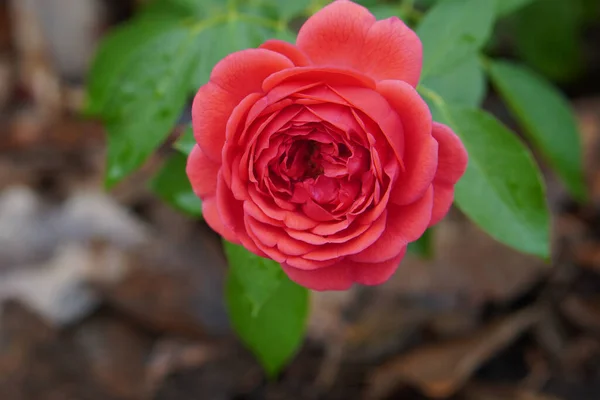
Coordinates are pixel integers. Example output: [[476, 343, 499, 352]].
[[187, 0, 468, 290]]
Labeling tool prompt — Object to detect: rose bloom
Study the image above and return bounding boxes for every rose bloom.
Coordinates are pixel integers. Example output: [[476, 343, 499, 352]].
[[187, 0, 467, 290]]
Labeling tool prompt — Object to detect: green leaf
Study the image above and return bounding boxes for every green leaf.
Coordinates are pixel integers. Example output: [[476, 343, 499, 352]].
[[226, 261, 309, 377], [223, 241, 286, 316], [439, 104, 549, 257], [514, 0, 583, 82], [420, 86, 550, 257], [88, 1, 291, 188], [420, 55, 485, 108], [415, 0, 532, 16], [85, 18, 181, 116], [408, 229, 434, 258], [140, 0, 223, 19], [489, 60, 586, 201], [102, 26, 199, 188], [174, 125, 196, 155], [368, 4, 406, 20], [189, 17, 291, 90], [496, 0, 535, 16], [417, 0, 496, 78], [150, 152, 202, 217], [261, 0, 311, 19]]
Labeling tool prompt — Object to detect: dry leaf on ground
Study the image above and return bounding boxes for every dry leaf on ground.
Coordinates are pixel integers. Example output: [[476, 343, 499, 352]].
[[368, 307, 543, 399]]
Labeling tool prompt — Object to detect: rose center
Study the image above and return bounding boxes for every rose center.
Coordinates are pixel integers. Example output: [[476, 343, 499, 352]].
[[283, 139, 324, 180]]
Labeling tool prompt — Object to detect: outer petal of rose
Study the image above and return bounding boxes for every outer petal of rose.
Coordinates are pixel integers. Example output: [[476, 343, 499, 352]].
[[296, 1, 422, 86], [361, 17, 422, 86], [259, 40, 310, 67], [429, 182, 454, 227], [281, 261, 353, 291], [192, 49, 293, 162], [282, 246, 406, 290], [428, 123, 468, 226], [221, 93, 264, 187], [215, 173, 266, 257], [349, 186, 433, 263], [431, 122, 468, 185], [186, 145, 220, 198], [377, 80, 438, 205], [202, 197, 240, 244], [296, 1, 374, 69], [350, 246, 407, 285]]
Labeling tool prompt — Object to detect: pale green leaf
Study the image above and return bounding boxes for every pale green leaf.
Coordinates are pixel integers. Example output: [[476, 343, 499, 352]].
[[226, 265, 309, 377], [223, 241, 285, 316]]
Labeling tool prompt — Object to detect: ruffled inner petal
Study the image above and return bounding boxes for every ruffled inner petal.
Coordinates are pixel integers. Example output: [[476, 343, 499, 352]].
[[219, 71, 409, 269]]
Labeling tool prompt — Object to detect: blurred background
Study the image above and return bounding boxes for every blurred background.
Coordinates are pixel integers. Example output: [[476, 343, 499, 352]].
[[0, 0, 600, 399]]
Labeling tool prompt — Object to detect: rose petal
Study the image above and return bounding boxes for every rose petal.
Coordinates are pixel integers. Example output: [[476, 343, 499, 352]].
[[281, 261, 353, 291], [225, 93, 264, 144], [216, 173, 266, 257], [350, 246, 407, 285], [361, 17, 422, 86], [263, 67, 376, 93], [260, 40, 310, 66], [281, 246, 406, 290], [292, 85, 349, 106], [306, 103, 366, 143], [430, 182, 454, 227], [377, 80, 438, 205], [202, 196, 240, 244], [192, 49, 293, 161], [349, 185, 433, 263], [186, 145, 220, 198], [428, 122, 468, 226], [246, 217, 316, 256], [302, 210, 387, 261], [296, 1, 422, 85], [248, 186, 319, 230], [244, 218, 287, 263], [432, 122, 468, 185], [287, 219, 370, 246], [331, 86, 405, 166], [283, 256, 342, 272], [243, 200, 282, 227], [296, 0, 375, 70], [311, 219, 350, 236]]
